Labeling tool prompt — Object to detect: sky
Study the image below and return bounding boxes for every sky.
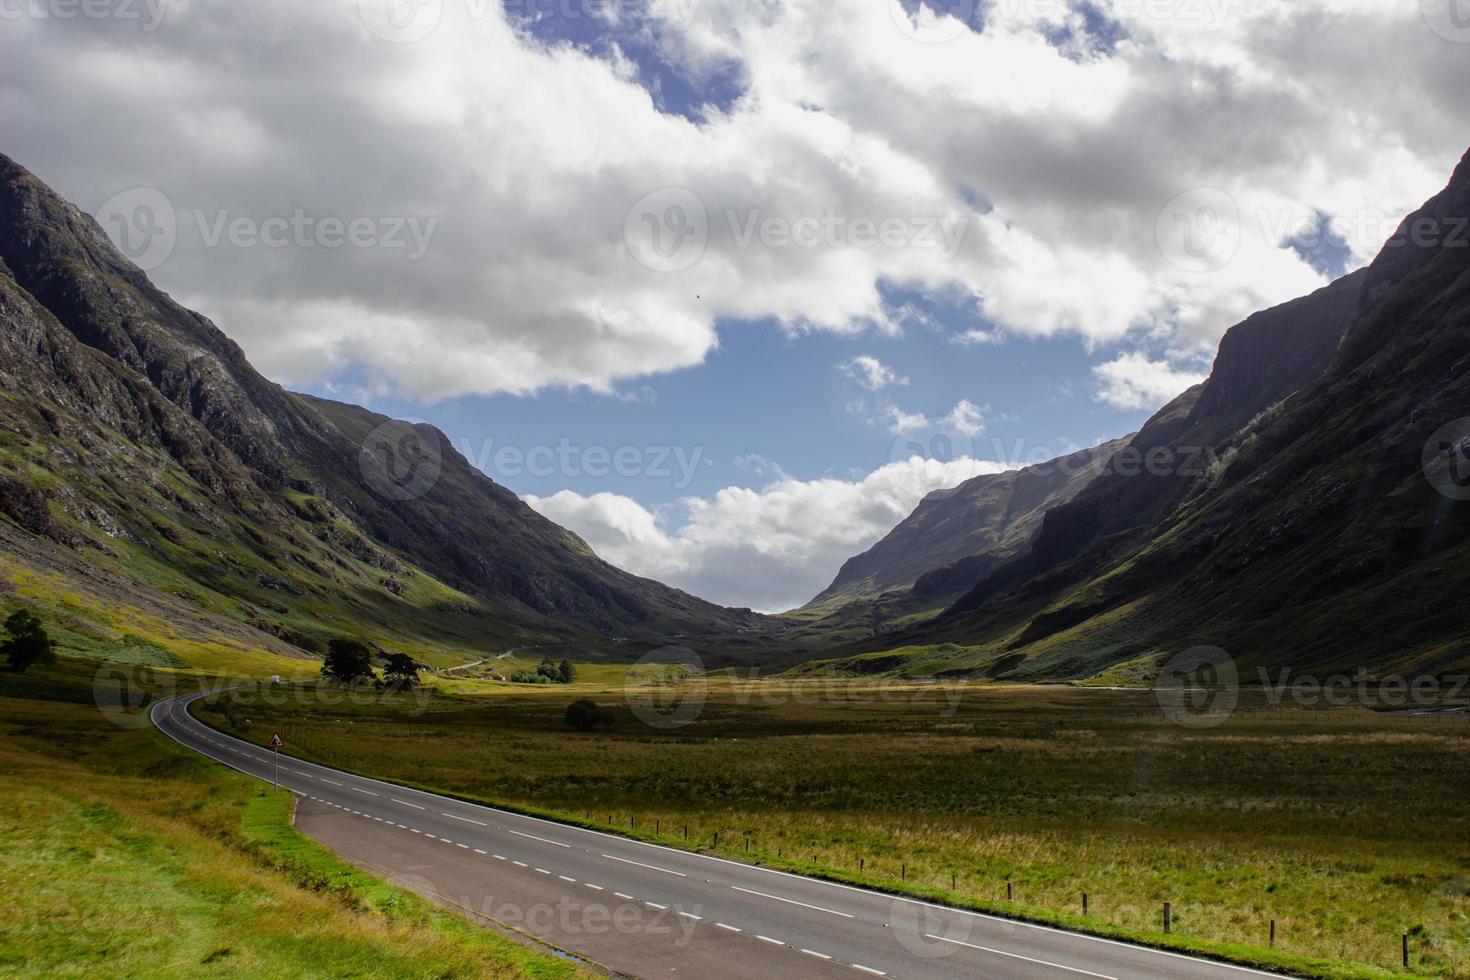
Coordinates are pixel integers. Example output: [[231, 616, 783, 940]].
[[4, 0, 1469, 611]]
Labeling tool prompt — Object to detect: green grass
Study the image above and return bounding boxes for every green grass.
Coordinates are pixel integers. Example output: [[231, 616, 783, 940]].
[[197, 675, 1468, 979], [0, 660, 588, 978]]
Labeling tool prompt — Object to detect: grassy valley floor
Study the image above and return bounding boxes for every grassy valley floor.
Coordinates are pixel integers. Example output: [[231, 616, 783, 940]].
[[0, 660, 587, 979], [197, 675, 1470, 979]]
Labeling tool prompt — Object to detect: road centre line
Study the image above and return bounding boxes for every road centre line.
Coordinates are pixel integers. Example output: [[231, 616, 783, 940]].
[[924, 935, 1117, 980], [731, 886, 854, 918], [601, 854, 686, 877]]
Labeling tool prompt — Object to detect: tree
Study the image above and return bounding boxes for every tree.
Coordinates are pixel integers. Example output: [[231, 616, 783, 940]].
[[2, 610, 55, 673], [536, 656, 560, 681], [321, 637, 375, 685], [557, 658, 576, 684], [564, 698, 613, 732], [382, 652, 420, 690]]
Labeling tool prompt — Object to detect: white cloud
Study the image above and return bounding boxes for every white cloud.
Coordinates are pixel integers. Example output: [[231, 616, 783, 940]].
[[2, 0, 1463, 399], [1091, 353, 1208, 411], [952, 327, 1001, 346], [841, 355, 908, 391], [526, 455, 1008, 611], [942, 398, 985, 437], [883, 405, 929, 435]]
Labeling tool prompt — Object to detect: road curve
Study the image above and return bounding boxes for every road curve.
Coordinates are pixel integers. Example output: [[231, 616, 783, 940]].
[[153, 690, 1289, 980]]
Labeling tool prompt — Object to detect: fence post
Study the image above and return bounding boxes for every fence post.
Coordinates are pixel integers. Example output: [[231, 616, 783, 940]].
[[1403, 932, 1409, 969], [1163, 902, 1172, 934], [1006, 881, 1012, 901], [860, 857, 864, 872], [952, 873, 956, 891], [1269, 919, 1275, 946], [901, 864, 906, 881], [1083, 893, 1088, 915]]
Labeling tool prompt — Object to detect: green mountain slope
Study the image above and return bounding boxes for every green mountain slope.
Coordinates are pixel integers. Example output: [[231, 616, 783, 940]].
[[873, 147, 1470, 680], [0, 152, 758, 669]]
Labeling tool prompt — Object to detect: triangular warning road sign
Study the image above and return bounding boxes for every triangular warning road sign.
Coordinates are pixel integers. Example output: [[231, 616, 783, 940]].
[[269, 733, 284, 748]]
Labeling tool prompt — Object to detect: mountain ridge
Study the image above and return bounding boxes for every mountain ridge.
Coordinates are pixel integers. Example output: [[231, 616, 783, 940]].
[[0, 151, 757, 667]]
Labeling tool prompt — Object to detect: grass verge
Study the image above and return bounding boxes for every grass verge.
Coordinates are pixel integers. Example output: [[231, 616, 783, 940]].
[[0, 659, 589, 978]]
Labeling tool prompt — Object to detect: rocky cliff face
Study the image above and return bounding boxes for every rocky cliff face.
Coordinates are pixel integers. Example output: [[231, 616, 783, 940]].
[[0, 152, 756, 658]]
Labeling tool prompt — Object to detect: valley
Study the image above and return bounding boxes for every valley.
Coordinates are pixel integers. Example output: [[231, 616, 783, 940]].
[[193, 670, 1470, 979]]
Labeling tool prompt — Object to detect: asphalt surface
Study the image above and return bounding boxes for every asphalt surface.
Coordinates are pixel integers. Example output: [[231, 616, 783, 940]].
[[154, 690, 1289, 980]]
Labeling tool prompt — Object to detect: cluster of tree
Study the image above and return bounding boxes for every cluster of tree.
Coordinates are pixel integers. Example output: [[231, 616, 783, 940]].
[[511, 657, 576, 685], [319, 637, 419, 690], [563, 698, 614, 732], [3, 609, 55, 673]]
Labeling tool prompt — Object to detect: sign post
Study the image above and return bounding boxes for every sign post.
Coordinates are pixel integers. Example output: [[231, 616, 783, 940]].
[[269, 733, 284, 787]]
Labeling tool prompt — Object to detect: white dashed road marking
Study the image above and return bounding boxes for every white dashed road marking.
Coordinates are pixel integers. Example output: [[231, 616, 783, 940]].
[[602, 854, 686, 877], [924, 935, 1118, 980], [732, 886, 854, 918]]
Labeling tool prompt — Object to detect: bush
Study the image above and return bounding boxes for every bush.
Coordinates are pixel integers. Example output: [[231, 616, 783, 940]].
[[510, 671, 552, 685], [563, 699, 613, 732]]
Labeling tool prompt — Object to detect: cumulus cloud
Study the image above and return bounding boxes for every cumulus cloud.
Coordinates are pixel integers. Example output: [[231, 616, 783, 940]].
[[841, 355, 908, 391], [942, 398, 986, 437], [526, 456, 1008, 611], [2, 0, 1464, 400], [1092, 353, 1208, 411]]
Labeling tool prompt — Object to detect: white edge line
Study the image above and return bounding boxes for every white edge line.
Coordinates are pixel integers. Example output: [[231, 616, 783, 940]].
[[509, 829, 571, 848]]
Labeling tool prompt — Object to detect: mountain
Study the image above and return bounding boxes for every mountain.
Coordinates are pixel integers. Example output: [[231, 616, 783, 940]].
[[849, 147, 1470, 681], [0, 152, 758, 669], [804, 439, 1130, 611], [948, 267, 1369, 619]]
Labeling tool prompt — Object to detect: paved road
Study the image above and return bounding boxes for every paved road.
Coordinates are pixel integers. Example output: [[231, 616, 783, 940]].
[[153, 691, 1288, 980]]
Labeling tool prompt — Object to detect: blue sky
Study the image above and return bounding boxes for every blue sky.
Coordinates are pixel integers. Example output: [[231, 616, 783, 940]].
[[12, 0, 1465, 609], [356, 303, 1153, 507]]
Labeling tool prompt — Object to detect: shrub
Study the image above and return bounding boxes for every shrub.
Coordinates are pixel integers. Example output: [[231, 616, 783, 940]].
[[563, 699, 613, 732]]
